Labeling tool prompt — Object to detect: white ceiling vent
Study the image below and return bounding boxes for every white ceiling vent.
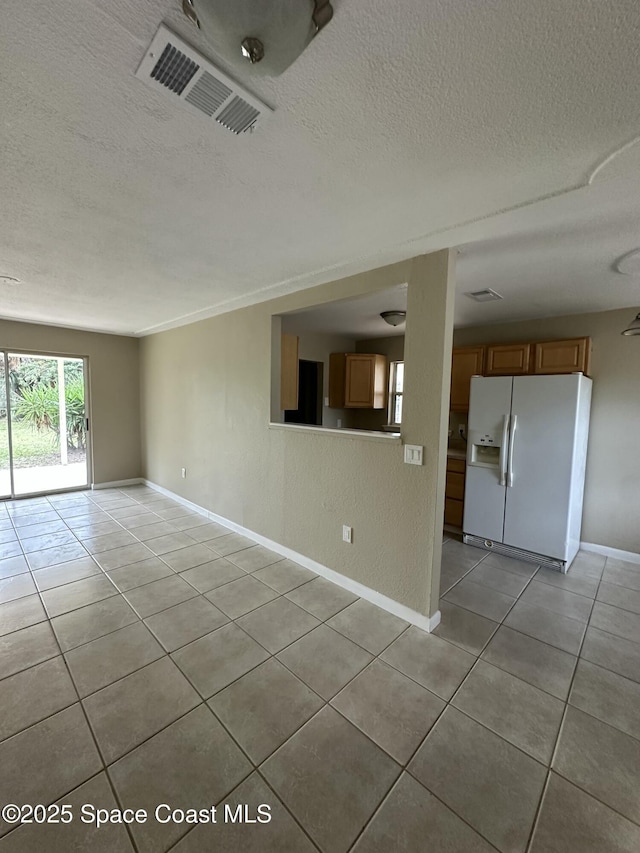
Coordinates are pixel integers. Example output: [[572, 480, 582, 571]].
[[135, 25, 272, 134], [464, 288, 504, 302]]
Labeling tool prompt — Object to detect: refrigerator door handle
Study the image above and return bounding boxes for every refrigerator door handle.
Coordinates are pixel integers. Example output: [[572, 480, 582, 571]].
[[507, 414, 518, 487], [498, 414, 510, 486]]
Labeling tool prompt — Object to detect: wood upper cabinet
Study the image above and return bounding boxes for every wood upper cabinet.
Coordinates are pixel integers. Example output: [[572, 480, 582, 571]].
[[450, 346, 485, 411], [533, 337, 591, 376], [485, 343, 531, 376], [280, 334, 299, 410], [329, 353, 388, 409]]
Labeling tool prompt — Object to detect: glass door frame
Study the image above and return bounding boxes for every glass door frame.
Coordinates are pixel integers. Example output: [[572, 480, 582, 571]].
[[0, 348, 93, 500]]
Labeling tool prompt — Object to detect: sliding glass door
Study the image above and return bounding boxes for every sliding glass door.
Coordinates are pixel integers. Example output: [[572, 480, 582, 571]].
[[1, 351, 90, 497]]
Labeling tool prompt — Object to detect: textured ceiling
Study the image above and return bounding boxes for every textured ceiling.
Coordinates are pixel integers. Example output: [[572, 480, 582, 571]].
[[1, 0, 640, 335]]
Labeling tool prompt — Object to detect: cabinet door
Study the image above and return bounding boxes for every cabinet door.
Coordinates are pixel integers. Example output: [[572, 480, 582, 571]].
[[328, 353, 346, 408], [345, 354, 375, 407], [280, 334, 299, 410], [533, 338, 591, 376], [485, 343, 531, 376], [450, 347, 485, 411], [444, 498, 464, 528], [445, 471, 465, 500]]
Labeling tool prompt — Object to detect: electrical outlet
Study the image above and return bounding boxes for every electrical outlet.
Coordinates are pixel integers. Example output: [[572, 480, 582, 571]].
[[342, 525, 352, 544], [458, 425, 466, 439], [181, 467, 187, 479]]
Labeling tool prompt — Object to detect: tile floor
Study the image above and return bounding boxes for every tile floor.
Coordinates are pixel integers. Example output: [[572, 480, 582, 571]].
[[0, 489, 639, 852]]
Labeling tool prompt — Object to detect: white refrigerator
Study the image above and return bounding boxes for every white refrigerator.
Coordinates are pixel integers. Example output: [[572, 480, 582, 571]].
[[463, 373, 592, 571]]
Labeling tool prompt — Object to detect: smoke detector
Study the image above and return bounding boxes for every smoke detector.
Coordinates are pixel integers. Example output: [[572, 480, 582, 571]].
[[135, 25, 273, 134], [465, 289, 503, 303], [615, 249, 640, 275]]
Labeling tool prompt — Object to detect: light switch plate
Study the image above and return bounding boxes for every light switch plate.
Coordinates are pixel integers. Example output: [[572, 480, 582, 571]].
[[404, 445, 423, 465]]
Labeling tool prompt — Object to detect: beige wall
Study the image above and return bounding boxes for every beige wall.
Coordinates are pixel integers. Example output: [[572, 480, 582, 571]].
[[0, 319, 141, 485], [454, 308, 640, 553], [141, 252, 455, 618], [352, 335, 405, 431]]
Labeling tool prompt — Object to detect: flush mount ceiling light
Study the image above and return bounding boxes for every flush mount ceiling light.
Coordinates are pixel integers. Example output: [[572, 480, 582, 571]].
[[465, 288, 503, 302], [614, 249, 640, 275], [183, 0, 333, 75], [621, 312, 640, 336], [380, 311, 406, 327]]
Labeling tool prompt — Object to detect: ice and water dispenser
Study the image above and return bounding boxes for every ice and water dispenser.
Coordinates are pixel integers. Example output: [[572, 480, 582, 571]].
[[468, 431, 501, 468]]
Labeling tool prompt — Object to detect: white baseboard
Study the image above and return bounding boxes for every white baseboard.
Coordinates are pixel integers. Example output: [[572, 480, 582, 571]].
[[143, 479, 441, 633], [93, 478, 143, 490], [580, 541, 640, 565]]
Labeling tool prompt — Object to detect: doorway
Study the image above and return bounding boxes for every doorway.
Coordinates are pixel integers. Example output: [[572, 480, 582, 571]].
[[284, 360, 323, 426], [1, 351, 91, 498]]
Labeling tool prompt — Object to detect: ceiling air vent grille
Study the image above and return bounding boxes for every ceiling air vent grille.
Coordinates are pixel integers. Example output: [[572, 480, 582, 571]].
[[151, 43, 199, 94], [465, 288, 504, 302], [136, 25, 272, 134]]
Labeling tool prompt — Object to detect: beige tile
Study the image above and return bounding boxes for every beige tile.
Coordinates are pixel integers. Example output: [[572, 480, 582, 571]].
[[109, 705, 251, 852], [482, 626, 577, 700], [0, 555, 29, 579], [591, 601, 640, 644], [518, 581, 593, 623], [209, 658, 323, 763], [253, 559, 316, 593], [0, 572, 37, 603], [41, 573, 117, 618], [20, 530, 79, 553], [529, 772, 640, 853], [0, 656, 77, 742], [172, 623, 269, 697], [226, 545, 284, 573], [179, 558, 245, 593], [51, 596, 138, 652], [504, 600, 586, 655], [433, 600, 498, 655], [286, 576, 358, 620], [72, 520, 124, 539], [262, 706, 400, 853], [182, 521, 229, 541], [444, 578, 516, 622], [597, 581, 640, 615], [0, 621, 59, 680], [0, 595, 47, 637], [466, 562, 530, 597], [570, 659, 640, 741], [554, 706, 640, 823], [0, 773, 135, 852], [380, 627, 474, 700], [145, 532, 197, 557], [237, 597, 320, 654], [116, 512, 163, 530], [278, 624, 373, 700], [172, 772, 316, 853], [83, 529, 137, 554], [32, 556, 101, 591], [26, 542, 88, 571], [123, 574, 197, 618], [453, 659, 564, 763], [580, 626, 640, 684], [205, 575, 279, 619], [129, 520, 178, 541], [352, 772, 496, 853], [65, 621, 164, 697], [536, 566, 599, 598], [93, 542, 153, 571], [0, 705, 102, 838], [209, 532, 256, 557], [332, 659, 445, 764], [410, 706, 546, 853], [602, 562, 640, 593], [327, 599, 408, 655], [0, 527, 17, 545], [145, 595, 228, 652], [162, 543, 223, 572], [106, 556, 174, 592], [83, 657, 200, 764]]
